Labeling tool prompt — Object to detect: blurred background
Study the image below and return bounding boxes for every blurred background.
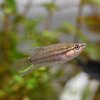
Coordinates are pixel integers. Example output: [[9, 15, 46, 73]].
[[0, 0, 100, 100]]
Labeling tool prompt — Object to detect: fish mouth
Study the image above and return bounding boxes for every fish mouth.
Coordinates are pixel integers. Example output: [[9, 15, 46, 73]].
[[81, 43, 86, 49]]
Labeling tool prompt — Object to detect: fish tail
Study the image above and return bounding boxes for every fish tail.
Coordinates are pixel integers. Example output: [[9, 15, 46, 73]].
[[12, 57, 31, 71]]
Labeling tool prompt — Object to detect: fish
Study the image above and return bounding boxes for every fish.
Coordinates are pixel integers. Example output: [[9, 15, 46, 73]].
[[12, 43, 86, 76]]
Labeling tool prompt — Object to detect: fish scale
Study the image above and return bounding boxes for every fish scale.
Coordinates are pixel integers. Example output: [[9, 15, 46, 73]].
[[30, 47, 69, 64], [31, 43, 74, 60]]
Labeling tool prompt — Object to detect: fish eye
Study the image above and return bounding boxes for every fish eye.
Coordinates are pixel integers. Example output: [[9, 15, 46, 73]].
[[75, 44, 80, 50]]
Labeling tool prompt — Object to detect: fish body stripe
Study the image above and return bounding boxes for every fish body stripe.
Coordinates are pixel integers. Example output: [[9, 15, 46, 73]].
[[30, 46, 75, 64]]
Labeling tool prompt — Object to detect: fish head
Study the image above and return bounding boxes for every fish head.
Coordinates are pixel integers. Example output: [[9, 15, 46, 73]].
[[73, 43, 86, 55], [65, 43, 86, 60]]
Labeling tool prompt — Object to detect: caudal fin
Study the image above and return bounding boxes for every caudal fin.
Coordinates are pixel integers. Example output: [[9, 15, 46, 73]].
[[12, 57, 31, 71], [12, 57, 43, 76]]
